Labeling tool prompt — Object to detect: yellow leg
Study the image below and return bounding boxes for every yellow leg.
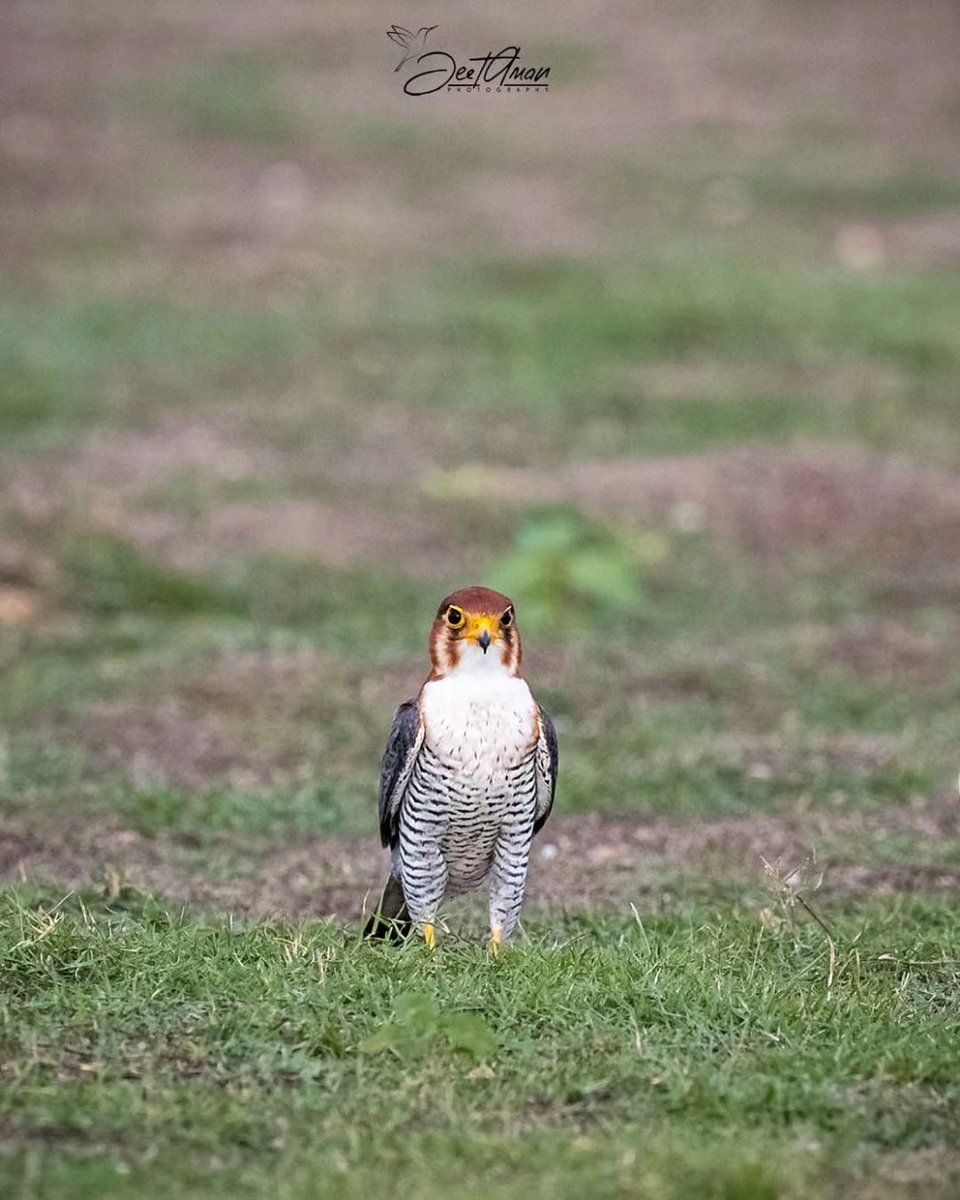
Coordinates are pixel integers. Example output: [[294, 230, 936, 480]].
[[423, 923, 437, 951], [490, 925, 503, 957]]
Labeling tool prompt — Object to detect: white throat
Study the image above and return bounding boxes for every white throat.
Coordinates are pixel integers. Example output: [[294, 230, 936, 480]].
[[450, 641, 512, 679], [421, 646, 536, 756]]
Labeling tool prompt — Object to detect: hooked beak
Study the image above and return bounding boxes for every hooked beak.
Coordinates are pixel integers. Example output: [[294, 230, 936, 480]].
[[464, 614, 498, 654]]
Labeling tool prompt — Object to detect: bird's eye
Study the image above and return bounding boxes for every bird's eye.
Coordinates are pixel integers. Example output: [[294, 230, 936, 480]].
[[501, 607, 513, 628], [446, 606, 465, 629]]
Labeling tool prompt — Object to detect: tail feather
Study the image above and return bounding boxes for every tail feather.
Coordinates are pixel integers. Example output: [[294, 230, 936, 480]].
[[363, 874, 412, 942]]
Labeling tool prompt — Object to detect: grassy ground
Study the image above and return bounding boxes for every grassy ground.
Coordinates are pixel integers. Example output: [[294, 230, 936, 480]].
[[3, 893, 959, 1200], [2, 1, 960, 1196]]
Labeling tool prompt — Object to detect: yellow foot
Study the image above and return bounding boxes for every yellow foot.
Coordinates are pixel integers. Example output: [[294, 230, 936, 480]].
[[423, 923, 437, 951], [490, 926, 503, 957]]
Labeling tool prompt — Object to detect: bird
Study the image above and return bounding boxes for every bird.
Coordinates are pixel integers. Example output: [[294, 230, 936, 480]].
[[386, 24, 438, 73], [363, 586, 558, 952]]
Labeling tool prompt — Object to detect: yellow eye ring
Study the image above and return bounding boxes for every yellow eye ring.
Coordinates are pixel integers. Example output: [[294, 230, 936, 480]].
[[446, 606, 465, 628]]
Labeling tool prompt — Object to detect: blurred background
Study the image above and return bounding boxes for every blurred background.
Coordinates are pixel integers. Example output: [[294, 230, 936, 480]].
[[2, 0, 960, 919]]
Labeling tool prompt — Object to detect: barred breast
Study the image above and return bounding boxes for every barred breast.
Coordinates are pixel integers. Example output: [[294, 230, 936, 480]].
[[399, 670, 539, 900]]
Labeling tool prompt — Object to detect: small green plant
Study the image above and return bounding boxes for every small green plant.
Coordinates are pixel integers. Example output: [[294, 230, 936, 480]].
[[359, 991, 497, 1061], [490, 506, 668, 633]]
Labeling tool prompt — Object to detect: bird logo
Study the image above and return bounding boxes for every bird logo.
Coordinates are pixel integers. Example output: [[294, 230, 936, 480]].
[[386, 24, 438, 73]]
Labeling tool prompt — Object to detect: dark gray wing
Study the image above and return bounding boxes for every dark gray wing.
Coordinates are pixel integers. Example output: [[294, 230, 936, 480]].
[[533, 706, 558, 834], [378, 699, 424, 848], [386, 25, 414, 47]]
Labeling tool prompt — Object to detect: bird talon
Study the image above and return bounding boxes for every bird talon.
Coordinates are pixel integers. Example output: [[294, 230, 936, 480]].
[[424, 923, 437, 951], [490, 926, 503, 956]]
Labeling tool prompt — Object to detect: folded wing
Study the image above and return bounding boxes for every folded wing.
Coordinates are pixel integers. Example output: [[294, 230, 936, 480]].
[[534, 706, 559, 833], [378, 698, 424, 848]]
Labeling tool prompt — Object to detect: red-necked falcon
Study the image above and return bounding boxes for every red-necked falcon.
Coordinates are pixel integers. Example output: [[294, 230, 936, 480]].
[[364, 586, 558, 951]]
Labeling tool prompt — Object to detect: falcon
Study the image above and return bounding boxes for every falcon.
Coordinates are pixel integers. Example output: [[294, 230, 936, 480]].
[[363, 586, 558, 951]]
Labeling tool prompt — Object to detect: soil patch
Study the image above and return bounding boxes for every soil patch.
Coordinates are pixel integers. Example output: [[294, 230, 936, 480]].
[[822, 616, 960, 687], [3, 801, 958, 924], [478, 447, 960, 569], [119, 497, 473, 578], [50, 700, 298, 791]]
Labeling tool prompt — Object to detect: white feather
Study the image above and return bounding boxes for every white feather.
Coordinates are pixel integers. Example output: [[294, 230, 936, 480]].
[[420, 648, 536, 770]]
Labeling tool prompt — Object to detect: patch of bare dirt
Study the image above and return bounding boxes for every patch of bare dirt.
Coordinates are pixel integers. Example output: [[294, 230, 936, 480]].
[[118, 497, 473, 577], [526, 804, 960, 911], [4, 799, 959, 925], [444, 171, 600, 257], [5, 0, 959, 292], [77, 422, 285, 494], [171, 646, 330, 719], [176, 646, 424, 720], [625, 361, 906, 407], [0, 816, 388, 922], [0, 832, 45, 875], [53, 700, 300, 791], [2, 407, 484, 582], [29, 646, 423, 799], [822, 617, 960, 687], [1, 418, 283, 530], [474, 447, 960, 569], [645, 730, 910, 784], [874, 213, 960, 268], [0, 541, 57, 628], [0, 586, 39, 625]]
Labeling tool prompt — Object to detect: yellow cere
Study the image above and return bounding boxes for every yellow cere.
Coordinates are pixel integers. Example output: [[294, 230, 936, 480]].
[[465, 614, 499, 642]]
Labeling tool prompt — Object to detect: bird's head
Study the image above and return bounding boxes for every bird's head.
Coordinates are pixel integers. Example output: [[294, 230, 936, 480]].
[[429, 586, 521, 678]]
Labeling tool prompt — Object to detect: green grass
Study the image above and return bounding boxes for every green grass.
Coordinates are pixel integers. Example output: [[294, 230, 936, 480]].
[[63, 537, 250, 620], [1, 894, 958, 1199], [593, 129, 960, 230], [746, 167, 960, 220], [0, 297, 317, 449], [7, 250, 959, 464], [59, 537, 437, 659], [4, 565, 959, 844], [111, 54, 309, 147], [313, 254, 960, 464], [524, 38, 607, 85], [112, 53, 507, 180]]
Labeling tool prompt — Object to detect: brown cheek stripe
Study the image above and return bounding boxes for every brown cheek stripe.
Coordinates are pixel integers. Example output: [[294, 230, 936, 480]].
[[428, 621, 459, 678], [427, 616, 523, 679]]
